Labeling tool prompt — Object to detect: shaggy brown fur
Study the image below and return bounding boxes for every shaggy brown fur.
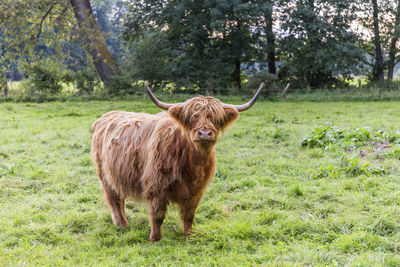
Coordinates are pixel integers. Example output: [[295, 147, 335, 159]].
[[91, 96, 239, 241]]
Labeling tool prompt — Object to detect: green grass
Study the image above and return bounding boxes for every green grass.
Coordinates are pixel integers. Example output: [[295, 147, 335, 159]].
[[1, 100, 400, 265], [4, 79, 400, 103]]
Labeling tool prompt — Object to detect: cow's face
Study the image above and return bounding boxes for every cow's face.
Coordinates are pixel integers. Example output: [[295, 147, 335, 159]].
[[169, 97, 239, 149], [145, 82, 264, 151]]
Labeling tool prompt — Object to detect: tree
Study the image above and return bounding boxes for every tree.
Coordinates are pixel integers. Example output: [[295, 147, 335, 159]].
[[265, 0, 276, 74], [70, 0, 120, 85], [279, 0, 364, 87], [123, 0, 269, 89], [387, 0, 400, 80], [0, 0, 119, 86], [355, 0, 400, 81], [128, 31, 174, 88], [371, 0, 384, 81], [92, 0, 125, 60]]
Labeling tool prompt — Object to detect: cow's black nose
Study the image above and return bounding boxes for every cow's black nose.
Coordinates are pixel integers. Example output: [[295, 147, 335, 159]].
[[198, 130, 213, 140]]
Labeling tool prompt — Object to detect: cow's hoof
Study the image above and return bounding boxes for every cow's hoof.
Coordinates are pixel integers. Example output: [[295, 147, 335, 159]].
[[114, 221, 129, 228], [149, 234, 161, 242], [183, 230, 192, 237]]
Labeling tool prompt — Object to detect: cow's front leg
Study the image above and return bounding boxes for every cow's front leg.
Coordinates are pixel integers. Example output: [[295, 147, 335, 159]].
[[147, 196, 168, 242], [179, 197, 201, 237]]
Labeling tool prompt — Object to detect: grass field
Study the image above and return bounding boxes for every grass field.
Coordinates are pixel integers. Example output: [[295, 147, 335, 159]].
[[1, 99, 400, 266]]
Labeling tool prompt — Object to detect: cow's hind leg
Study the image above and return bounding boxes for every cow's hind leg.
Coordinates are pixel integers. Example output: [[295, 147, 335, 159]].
[[147, 195, 168, 242], [101, 182, 129, 227]]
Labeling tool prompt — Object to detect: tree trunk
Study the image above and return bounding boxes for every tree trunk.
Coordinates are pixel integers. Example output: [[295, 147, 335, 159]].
[[372, 0, 384, 81], [3, 81, 8, 97], [265, 1, 276, 74], [388, 0, 400, 80], [233, 59, 241, 89], [70, 0, 120, 86]]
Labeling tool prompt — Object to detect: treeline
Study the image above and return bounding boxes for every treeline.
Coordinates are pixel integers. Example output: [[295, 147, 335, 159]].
[[1, 0, 400, 96]]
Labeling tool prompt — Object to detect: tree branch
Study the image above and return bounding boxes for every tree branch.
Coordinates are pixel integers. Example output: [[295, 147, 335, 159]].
[[36, 5, 55, 41], [55, 6, 69, 23]]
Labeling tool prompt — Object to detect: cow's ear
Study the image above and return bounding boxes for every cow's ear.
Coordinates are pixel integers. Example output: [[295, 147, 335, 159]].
[[169, 105, 185, 124], [223, 106, 239, 127]]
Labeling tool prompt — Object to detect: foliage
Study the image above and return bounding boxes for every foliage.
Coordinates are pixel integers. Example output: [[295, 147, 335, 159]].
[[92, 0, 125, 59], [313, 156, 386, 179], [123, 0, 269, 89], [0, 0, 122, 87], [278, 0, 365, 87], [341, 156, 386, 176], [301, 124, 400, 149], [22, 61, 63, 95], [0, 0, 76, 73], [300, 124, 347, 148], [19, 60, 103, 96], [59, 69, 76, 85], [2, 0, 400, 93], [354, 0, 400, 81], [74, 68, 101, 95], [106, 71, 138, 96], [126, 31, 174, 89], [385, 146, 400, 159], [245, 70, 278, 94]]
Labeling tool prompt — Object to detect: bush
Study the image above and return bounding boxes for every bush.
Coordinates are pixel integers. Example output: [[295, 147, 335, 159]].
[[74, 68, 101, 95], [107, 72, 135, 95], [60, 69, 76, 85], [23, 61, 63, 95], [245, 70, 278, 96]]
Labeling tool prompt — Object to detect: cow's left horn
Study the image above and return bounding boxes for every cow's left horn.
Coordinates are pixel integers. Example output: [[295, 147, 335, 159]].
[[145, 82, 175, 110], [223, 82, 264, 112]]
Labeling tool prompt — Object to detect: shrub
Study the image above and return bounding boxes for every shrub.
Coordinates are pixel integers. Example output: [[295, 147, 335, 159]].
[[107, 72, 135, 96], [23, 61, 63, 95], [245, 70, 278, 96], [60, 69, 76, 85], [74, 68, 101, 95]]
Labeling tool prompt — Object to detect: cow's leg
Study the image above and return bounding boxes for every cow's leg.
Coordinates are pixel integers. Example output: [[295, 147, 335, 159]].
[[101, 182, 129, 227], [179, 197, 201, 237], [147, 195, 168, 242]]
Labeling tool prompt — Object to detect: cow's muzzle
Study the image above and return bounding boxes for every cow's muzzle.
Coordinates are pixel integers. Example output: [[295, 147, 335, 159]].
[[195, 129, 215, 142]]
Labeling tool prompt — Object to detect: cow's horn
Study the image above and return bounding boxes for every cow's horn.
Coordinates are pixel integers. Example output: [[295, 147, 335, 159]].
[[223, 82, 264, 112], [145, 82, 175, 110]]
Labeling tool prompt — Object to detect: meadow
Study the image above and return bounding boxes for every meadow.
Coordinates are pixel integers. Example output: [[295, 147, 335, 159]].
[[1, 99, 400, 265]]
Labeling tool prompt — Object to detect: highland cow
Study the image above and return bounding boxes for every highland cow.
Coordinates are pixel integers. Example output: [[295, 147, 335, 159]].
[[91, 82, 264, 241]]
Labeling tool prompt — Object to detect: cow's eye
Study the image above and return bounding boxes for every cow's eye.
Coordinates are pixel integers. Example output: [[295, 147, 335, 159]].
[[190, 114, 199, 121]]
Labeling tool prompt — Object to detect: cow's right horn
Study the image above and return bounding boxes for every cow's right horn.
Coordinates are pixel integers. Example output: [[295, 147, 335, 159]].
[[223, 82, 264, 112]]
